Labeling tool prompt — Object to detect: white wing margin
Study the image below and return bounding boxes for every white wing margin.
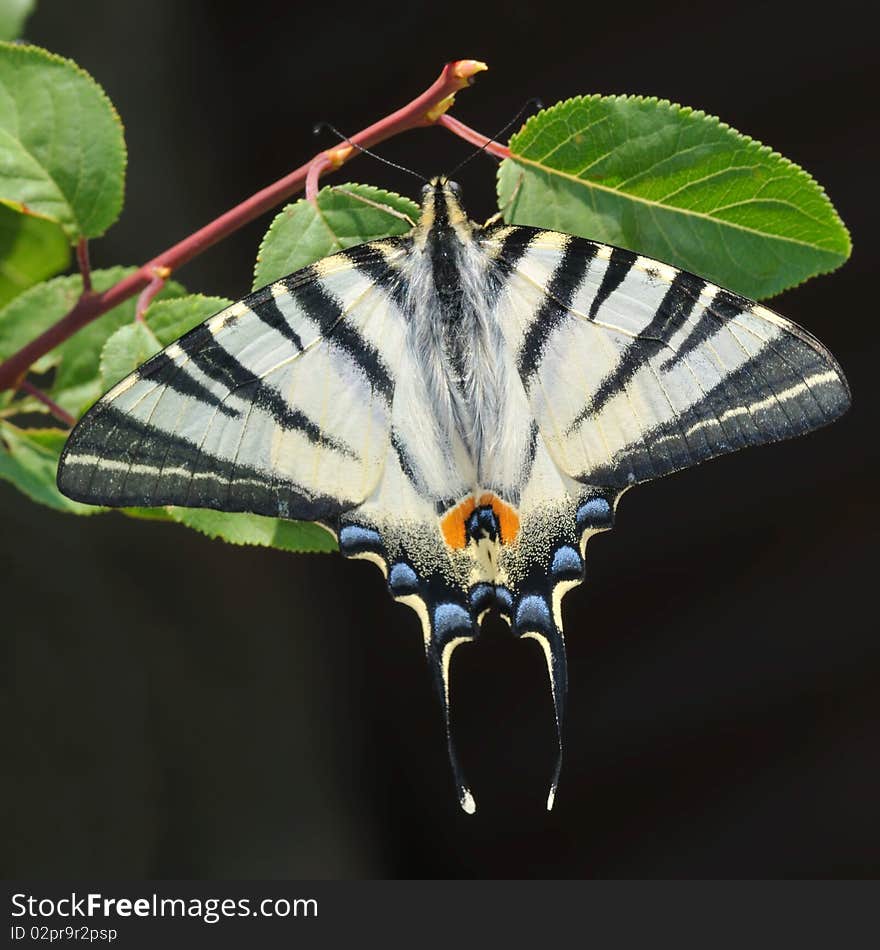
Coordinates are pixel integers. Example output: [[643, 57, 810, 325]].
[[485, 227, 851, 489], [57, 241, 410, 522]]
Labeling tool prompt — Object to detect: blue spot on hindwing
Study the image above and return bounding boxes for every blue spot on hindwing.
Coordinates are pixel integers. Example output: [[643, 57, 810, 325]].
[[494, 586, 514, 617], [434, 602, 472, 638], [388, 562, 419, 595], [515, 595, 553, 633], [576, 496, 613, 531], [466, 584, 517, 621], [551, 545, 583, 579], [339, 524, 382, 556], [469, 583, 495, 616]]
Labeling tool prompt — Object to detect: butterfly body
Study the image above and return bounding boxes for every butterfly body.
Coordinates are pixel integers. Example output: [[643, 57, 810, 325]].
[[57, 178, 851, 813]]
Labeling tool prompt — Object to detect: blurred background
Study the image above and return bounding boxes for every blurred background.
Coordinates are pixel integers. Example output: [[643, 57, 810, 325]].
[[4, 0, 878, 878]]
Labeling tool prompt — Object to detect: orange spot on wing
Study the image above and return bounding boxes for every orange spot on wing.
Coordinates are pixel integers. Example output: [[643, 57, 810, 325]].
[[440, 493, 521, 550], [440, 497, 476, 549]]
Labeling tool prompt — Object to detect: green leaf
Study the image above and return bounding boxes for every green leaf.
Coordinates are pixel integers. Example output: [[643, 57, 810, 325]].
[[99, 294, 233, 403], [97, 292, 232, 410], [0, 420, 101, 513], [121, 506, 175, 523], [0, 43, 126, 240], [99, 321, 161, 390], [51, 275, 185, 415], [254, 182, 418, 288], [0, 267, 184, 415], [168, 507, 337, 553], [0, 204, 70, 306], [0, 0, 34, 41], [144, 293, 232, 345], [498, 95, 851, 298], [0, 267, 130, 372]]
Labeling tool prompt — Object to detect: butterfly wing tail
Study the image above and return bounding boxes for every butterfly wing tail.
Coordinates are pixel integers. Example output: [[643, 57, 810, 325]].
[[503, 490, 614, 810], [511, 557, 582, 811], [403, 586, 479, 814], [425, 604, 478, 814], [343, 521, 480, 813]]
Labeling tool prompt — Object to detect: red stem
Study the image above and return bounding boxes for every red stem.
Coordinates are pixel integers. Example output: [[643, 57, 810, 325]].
[[135, 266, 171, 322], [0, 59, 489, 393], [76, 238, 92, 292], [306, 154, 333, 204], [17, 381, 76, 427], [437, 114, 511, 159]]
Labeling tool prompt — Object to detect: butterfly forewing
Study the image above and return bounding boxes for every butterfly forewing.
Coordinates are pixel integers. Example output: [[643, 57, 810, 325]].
[[58, 241, 410, 522], [485, 227, 851, 490]]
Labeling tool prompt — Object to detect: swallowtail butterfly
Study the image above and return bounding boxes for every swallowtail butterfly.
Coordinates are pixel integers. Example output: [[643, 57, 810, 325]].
[[57, 178, 851, 812]]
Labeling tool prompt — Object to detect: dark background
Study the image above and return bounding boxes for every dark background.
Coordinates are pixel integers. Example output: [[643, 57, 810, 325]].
[[4, 0, 878, 878]]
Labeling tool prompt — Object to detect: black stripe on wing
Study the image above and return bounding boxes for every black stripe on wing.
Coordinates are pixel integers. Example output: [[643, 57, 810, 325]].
[[340, 240, 410, 311], [177, 325, 358, 460], [579, 329, 850, 487], [390, 428, 425, 491], [484, 225, 538, 293], [57, 405, 352, 520], [588, 247, 638, 320], [247, 284, 305, 349], [587, 270, 707, 417], [517, 238, 597, 382], [290, 253, 397, 401], [136, 351, 238, 417], [660, 286, 742, 372]]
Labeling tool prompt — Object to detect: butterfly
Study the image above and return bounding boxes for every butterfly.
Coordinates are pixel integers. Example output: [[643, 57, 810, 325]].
[[57, 177, 851, 813]]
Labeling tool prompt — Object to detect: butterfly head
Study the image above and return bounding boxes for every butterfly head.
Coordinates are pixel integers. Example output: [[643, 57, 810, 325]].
[[415, 176, 472, 245], [420, 175, 463, 198]]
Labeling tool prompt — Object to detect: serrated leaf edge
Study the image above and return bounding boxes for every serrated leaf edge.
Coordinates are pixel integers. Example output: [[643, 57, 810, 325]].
[[167, 507, 338, 553], [500, 94, 852, 294], [252, 182, 420, 288], [0, 41, 128, 241], [143, 293, 234, 320]]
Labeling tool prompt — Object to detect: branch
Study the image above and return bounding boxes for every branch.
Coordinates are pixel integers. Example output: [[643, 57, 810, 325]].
[[135, 266, 171, 323], [76, 238, 92, 292], [437, 114, 511, 159], [17, 381, 76, 427], [0, 59, 489, 393]]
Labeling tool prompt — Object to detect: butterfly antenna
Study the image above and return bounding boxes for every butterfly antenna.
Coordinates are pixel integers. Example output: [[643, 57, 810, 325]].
[[313, 122, 429, 184], [448, 97, 544, 177]]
